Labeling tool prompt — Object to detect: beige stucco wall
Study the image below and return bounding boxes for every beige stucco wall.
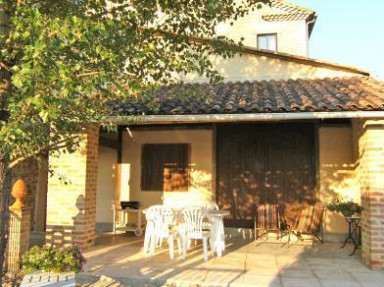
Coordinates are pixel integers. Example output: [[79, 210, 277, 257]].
[[121, 129, 215, 209], [179, 53, 360, 83], [114, 125, 359, 241], [216, 4, 309, 56], [96, 146, 117, 226], [318, 126, 359, 242]]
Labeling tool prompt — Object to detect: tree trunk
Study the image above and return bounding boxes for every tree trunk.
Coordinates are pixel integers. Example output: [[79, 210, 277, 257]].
[[0, 1, 11, 282], [0, 155, 11, 282]]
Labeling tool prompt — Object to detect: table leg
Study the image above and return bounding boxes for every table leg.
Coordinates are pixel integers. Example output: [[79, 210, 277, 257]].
[[210, 219, 225, 257], [137, 211, 142, 236], [350, 244, 359, 256], [349, 223, 361, 256], [216, 221, 222, 258], [144, 221, 153, 254], [341, 219, 361, 255], [112, 206, 116, 234], [168, 234, 174, 260], [210, 220, 217, 256], [219, 220, 225, 251], [341, 236, 350, 248], [341, 221, 353, 248]]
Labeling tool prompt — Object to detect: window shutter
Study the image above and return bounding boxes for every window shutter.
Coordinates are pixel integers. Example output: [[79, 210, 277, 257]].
[[141, 144, 190, 191]]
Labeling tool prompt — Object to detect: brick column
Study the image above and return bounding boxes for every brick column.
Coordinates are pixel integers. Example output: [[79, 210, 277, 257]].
[[46, 126, 99, 249], [357, 120, 384, 269], [6, 207, 31, 272], [6, 179, 31, 272]]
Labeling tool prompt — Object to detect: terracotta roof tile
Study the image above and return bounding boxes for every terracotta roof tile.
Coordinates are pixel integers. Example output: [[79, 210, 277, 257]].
[[270, 0, 314, 14], [262, 0, 315, 22], [109, 77, 384, 116], [262, 13, 310, 22]]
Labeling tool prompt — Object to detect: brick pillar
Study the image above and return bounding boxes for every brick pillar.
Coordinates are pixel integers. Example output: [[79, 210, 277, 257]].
[[357, 120, 384, 269], [6, 207, 31, 272], [46, 126, 99, 249]]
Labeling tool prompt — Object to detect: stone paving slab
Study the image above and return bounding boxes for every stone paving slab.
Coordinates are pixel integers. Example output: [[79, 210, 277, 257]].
[[80, 234, 384, 287], [319, 279, 362, 287], [280, 277, 322, 287]]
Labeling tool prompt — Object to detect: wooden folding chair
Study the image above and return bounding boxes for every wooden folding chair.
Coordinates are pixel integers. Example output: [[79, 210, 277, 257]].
[[254, 204, 285, 240], [287, 204, 325, 247]]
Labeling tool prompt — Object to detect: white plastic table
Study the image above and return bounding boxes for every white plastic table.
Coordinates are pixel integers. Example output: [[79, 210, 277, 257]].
[[142, 208, 155, 254], [142, 207, 229, 257], [207, 210, 230, 257]]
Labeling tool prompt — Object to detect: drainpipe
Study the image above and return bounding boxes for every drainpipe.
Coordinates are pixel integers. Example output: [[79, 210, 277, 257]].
[[306, 15, 317, 56]]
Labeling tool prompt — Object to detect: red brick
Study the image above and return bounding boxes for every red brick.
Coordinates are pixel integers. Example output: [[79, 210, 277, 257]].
[[46, 126, 99, 249], [358, 120, 384, 270]]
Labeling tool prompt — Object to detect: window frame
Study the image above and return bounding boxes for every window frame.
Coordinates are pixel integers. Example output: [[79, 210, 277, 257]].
[[140, 143, 191, 192], [257, 33, 278, 52]]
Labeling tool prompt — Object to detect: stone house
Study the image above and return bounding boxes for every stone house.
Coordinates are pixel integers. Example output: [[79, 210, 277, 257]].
[[12, 0, 384, 269]]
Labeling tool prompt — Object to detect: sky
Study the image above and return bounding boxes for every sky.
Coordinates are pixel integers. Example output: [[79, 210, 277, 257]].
[[290, 0, 384, 80]]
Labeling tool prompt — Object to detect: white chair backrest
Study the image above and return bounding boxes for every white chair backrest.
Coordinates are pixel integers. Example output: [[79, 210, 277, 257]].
[[182, 206, 206, 237], [200, 201, 219, 211], [163, 200, 190, 210], [147, 205, 174, 234]]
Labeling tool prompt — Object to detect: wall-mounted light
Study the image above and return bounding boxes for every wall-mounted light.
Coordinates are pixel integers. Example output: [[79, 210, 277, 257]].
[[126, 127, 133, 138]]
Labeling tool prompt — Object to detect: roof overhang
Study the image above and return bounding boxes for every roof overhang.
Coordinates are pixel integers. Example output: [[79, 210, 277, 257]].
[[187, 36, 370, 76], [109, 111, 384, 125], [240, 46, 369, 76]]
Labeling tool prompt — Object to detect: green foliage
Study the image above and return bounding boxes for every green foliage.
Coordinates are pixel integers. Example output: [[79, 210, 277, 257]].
[[0, 0, 269, 280], [21, 245, 86, 273], [0, 0, 268, 161], [327, 199, 363, 217]]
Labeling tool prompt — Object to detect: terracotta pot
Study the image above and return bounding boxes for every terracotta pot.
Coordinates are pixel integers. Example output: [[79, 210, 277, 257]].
[[11, 179, 28, 209]]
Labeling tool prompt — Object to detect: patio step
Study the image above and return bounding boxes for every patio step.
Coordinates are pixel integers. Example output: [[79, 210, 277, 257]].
[[78, 275, 125, 287], [20, 272, 75, 286], [77, 274, 200, 287]]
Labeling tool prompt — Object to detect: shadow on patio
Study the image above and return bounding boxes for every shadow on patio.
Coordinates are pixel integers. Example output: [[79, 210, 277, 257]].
[[79, 234, 384, 287]]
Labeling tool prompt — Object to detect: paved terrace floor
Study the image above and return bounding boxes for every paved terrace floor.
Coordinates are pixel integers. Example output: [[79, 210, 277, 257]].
[[81, 234, 384, 287]]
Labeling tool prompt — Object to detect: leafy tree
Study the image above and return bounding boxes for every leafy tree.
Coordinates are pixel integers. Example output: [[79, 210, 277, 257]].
[[0, 0, 267, 278]]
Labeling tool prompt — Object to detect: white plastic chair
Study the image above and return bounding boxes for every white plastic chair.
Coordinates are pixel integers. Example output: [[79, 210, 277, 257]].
[[181, 206, 211, 261], [144, 205, 180, 259], [200, 201, 219, 211]]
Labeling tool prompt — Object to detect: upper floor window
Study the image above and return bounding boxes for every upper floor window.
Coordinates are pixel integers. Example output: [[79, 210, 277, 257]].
[[257, 33, 277, 52]]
